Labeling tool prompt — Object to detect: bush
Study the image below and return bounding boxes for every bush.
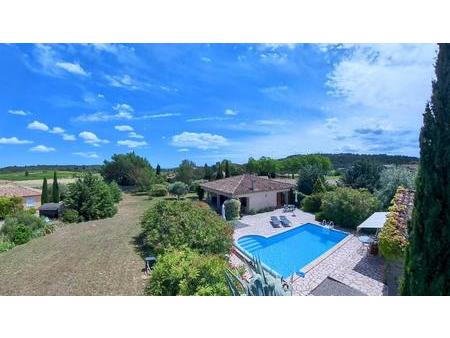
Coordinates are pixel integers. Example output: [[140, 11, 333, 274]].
[[196, 186, 204, 201], [247, 209, 257, 215], [168, 181, 188, 199], [109, 181, 122, 203], [257, 206, 276, 213], [0, 241, 15, 252], [147, 248, 230, 296], [141, 199, 233, 256], [149, 184, 168, 197], [1, 211, 51, 245], [320, 187, 380, 228], [224, 199, 240, 220], [302, 194, 322, 213], [9, 224, 33, 245], [375, 166, 416, 208], [62, 209, 79, 223], [0, 196, 23, 220], [64, 173, 118, 221]]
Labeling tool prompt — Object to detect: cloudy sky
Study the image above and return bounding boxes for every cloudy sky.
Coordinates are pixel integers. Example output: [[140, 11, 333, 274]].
[[0, 43, 437, 167]]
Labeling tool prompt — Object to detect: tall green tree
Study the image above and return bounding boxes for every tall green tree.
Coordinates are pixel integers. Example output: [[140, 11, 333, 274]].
[[224, 160, 230, 178], [203, 163, 212, 180], [101, 152, 154, 187], [52, 171, 60, 202], [402, 44, 450, 296], [156, 164, 161, 175], [176, 160, 196, 185], [344, 159, 381, 192], [41, 177, 49, 204], [216, 162, 223, 179]]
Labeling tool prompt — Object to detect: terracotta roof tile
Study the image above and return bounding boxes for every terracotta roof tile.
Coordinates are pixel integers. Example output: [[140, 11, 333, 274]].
[[200, 174, 295, 196], [0, 183, 41, 198]]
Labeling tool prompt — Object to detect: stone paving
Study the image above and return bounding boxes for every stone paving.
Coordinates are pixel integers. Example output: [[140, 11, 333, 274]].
[[230, 208, 387, 296]]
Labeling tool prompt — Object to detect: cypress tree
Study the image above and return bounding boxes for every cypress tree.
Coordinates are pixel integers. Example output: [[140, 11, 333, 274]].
[[216, 162, 223, 179], [156, 164, 161, 175], [225, 160, 230, 178], [402, 44, 450, 295], [203, 163, 211, 180], [52, 171, 60, 203], [41, 177, 48, 204]]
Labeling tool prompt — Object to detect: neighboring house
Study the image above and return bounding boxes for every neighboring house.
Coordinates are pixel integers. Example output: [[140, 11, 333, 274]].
[[0, 183, 42, 209], [200, 174, 295, 213]]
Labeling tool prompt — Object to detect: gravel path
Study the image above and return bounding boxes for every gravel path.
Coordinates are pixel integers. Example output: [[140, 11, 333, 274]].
[[0, 193, 150, 295]]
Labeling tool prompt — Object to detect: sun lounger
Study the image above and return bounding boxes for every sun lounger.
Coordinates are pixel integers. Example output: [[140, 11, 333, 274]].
[[270, 216, 281, 228], [279, 216, 291, 227]]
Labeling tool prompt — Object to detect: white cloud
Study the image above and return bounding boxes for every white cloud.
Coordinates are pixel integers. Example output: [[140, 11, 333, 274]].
[[8, 109, 29, 116], [255, 119, 288, 126], [224, 109, 238, 116], [186, 116, 231, 122], [324, 117, 339, 130], [115, 125, 134, 132], [171, 132, 229, 150], [201, 56, 212, 63], [140, 113, 180, 119], [79, 131, 109, 146], [0, 137, 33, 145], [258, 43, 297, 51], [62, 134, 76, 141], [105, 74, 138, 89], [27, 120, 49, 131], [128, 131, 144, 139], [55, 62, 89, 76], [76, 104, 135, 122], [49, 126, 65, 134], [73, 151, 98, 158], [117, 140, 147, 148], [260, 52, 288, 65], [177, 148, 189, 152], [30, 145, 55, 152]]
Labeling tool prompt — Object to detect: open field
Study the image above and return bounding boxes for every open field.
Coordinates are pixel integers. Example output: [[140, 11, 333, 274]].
[[0, 170, 78, 181], [10, 178, 78, 189], [0, 193, 152, 295]]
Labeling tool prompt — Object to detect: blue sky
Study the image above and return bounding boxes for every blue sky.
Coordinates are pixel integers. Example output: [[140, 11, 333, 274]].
[[0, 43, 437, 168]]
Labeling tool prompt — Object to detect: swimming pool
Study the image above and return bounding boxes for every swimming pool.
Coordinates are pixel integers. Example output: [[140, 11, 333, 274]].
[[236, 223, 348, 278]]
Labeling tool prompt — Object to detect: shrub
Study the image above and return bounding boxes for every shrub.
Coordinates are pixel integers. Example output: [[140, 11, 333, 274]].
[[64, 173, 118, 221], [375, 166, 416, 208], [109, 181, 122, 203], [0, 196, 23, 220], [343, 159, 382, 193], [62, 209, 79, 223], [168, 181, 188, 199], [149, 184, 168, 197], [196, 186, 204, 201], [147, 248, 230, 296], [320, 187, 380, 229], [258, 206, 276, 213], [224, 199, 240, 220], [9, 224, 33, 245], [141, 199, 233, 256], [0, 241, 15, 253], [302, 194, 322, 213], [247, 208, 257, 215]]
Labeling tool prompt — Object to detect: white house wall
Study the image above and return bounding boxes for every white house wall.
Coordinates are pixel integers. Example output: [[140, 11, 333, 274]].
[[238, 190, 287, 211]]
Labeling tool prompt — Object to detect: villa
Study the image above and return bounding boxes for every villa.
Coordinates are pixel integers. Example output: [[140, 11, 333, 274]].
[[0, 182, 41, 209], [200, 174, 296, 213]]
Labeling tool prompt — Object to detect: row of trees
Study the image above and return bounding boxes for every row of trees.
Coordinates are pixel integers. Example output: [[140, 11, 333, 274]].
[[41, 171, 60, 204]]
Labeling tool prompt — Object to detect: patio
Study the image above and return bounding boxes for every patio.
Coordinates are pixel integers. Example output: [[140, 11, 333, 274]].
[[230, 208, 387, 296]]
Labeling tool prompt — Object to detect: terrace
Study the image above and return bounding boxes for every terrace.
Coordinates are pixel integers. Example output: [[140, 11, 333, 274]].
[[230, 207, 387, 296]]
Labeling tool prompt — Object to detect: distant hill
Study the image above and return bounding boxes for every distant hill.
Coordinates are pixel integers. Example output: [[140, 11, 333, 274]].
[[0, 164, 102, 173], [283, 153, 419, 170]]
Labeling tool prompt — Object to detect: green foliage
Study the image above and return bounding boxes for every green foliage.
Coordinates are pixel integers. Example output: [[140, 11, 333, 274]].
[[297, 163, 327, 195], [196, 185, 204, 200], [52, 171, 60, 203], [0, 196, 23, 220], [108, 181, 122, 203], [203, 163, 212, 180], [224, 160, 230, 178], [246, 156, 278, 177], [225, 257, 291, 296], [320, 187, 380, 229], [149, 183, 168, 197], [168, 181, 188, 199], [0, 241, 15, 253], [379, 210, 408, 261], [101, 152, 154, 189], [375, 166, 416, 208], [147, 248, 230, 296], [175, 160, 196, 185], [344, 159, 382, 193], [8, 224, 32, 245], [156, 164, 161, 175], [41, 177, 49, 204], [141, 199, 233, 256], [62, 209, 79, 223], [403, 44, 450, 296], [301, 194, 322, 213], [64, 172, 118, 222], [312, 177, 327, 194], [215, 162, 224, 179], [224, 199, 240, 220]]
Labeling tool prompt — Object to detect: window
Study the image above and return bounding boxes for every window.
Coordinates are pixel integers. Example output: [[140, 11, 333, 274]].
[[26, 197, 35, 207]]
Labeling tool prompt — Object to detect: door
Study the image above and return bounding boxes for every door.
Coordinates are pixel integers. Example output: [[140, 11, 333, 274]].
[[276, 192, 285, 208]]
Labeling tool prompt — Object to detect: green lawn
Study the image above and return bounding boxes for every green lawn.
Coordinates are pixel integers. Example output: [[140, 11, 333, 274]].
[[0, 170, 78, 181]]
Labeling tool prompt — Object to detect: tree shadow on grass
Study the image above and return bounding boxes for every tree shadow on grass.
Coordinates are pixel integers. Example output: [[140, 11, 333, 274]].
[[132, 231, 153, 261]]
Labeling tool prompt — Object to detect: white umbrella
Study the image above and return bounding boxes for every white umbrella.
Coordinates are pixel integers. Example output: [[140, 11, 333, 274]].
[[221, 203, 226, 220]]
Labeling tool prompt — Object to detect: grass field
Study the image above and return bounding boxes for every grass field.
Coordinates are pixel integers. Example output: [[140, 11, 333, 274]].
[[0, 170, 78, 181], [0, 193, 153, 295]]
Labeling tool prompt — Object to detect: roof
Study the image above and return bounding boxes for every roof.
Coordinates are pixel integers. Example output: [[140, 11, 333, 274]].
[[200, 174, 295, 196], [357, 212, 388, 230], [0, 183, 41, 198], [39, 203, 62, 211]]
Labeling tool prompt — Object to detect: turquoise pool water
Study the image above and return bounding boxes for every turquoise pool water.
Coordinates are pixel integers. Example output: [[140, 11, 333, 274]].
[[236, 223, 348, 278]]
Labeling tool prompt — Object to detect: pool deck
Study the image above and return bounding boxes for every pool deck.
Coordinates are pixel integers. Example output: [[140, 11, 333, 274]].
[[230, 208, 387, 296]]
